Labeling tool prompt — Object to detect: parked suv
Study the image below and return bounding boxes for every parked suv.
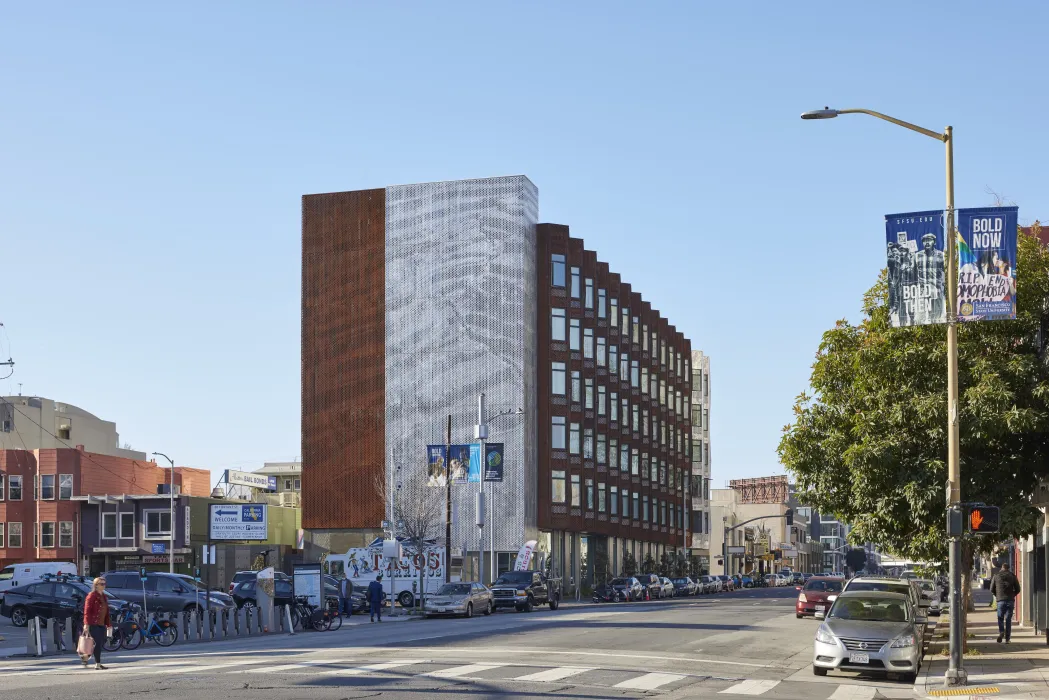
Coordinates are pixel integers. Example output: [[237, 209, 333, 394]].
[[103, 571, 232, 614], [634, 574, 663, 600]]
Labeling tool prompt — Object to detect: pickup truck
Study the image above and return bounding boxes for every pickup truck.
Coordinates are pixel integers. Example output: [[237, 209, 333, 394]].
[[489, 570, 561, 612]]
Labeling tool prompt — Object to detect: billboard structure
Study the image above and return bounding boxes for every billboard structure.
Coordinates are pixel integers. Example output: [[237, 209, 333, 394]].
[[885, 210, 947, 327], [956, 206, 1018, 322]]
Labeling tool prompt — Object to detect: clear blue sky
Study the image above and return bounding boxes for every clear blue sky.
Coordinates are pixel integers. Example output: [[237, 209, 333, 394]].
[[2, 2, 1045, 488]]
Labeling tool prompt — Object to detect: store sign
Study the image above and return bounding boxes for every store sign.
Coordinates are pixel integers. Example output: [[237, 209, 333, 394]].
[[143, 555, 184, 564], [225, 469, 277, 491], [209, 503, 268, 540]]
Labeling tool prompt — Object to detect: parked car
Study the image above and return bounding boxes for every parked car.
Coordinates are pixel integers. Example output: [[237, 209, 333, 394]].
[[916, 579, 942, 616], [424, 582, 493, 618], [104, 571, 232, 614], [232, 578, 294, 610], [740, 575, 754, 588], [717, 575, 735, 592], [842, 576, 929, 624], [813, 591, 923, 682], [796, 576, 844, 618], [173, 574, 236, 608], [659, 577, 676, 598], [0, 562, 78, 600], [792, 573, 805, 585], [0, 578, 138, 627], [603, 577, 645, 602], [763, 574, 779, 587], [490, 570, 561, 612], [634, 574, 663, 600], [228, 570, 292, 594], [671, 577, 698, 596], [705, 575, 724, 593]]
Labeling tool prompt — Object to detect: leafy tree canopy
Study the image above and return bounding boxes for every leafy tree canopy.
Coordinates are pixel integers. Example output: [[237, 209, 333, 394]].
[[779, 227, 1049, 563]]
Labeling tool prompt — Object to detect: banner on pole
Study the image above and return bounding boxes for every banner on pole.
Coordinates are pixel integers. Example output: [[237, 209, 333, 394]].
[[426, 445, 448, 487], [956, 206, 1018, 322], [468, 443, 483, 482], [885, 210, 947, 327], [448, 444, 472, 483], [484, 443, 504, 482]]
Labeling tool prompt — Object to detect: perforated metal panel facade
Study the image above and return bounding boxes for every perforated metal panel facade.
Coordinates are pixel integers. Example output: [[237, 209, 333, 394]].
[[384, 177, 539, 551]]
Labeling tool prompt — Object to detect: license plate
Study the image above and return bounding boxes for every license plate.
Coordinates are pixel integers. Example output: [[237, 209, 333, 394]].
[[815, 605, 825, 612], [849, 653, 869, 664], [439, 608, 448, 613]]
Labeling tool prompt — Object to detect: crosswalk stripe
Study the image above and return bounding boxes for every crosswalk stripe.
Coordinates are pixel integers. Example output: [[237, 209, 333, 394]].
[[720, 679, 781, 695], [613, 672, 687, 690], [146, 659, 273, 674], [251, 660, 343, 673], [424, 663, 506, 678], [513, 666, 592, 682], [828, 685, 878, 700], [319, 661, 421, 676]]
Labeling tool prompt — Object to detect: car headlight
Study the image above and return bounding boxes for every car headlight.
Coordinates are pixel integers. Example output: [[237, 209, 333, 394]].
[[814, 624, 837, 645], [798, 594, 807, 602], [515, 590, 527, 597], [891, 633, 916, 648]]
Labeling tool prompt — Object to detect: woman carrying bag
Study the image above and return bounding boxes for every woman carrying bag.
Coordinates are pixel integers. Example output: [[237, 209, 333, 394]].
[[79, 577, 111, 669]]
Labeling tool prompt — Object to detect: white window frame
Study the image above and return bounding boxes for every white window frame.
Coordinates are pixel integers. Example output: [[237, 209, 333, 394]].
[[0, 474, 4, 501], [101, 512, 118, 540], [40, 521, 56, 549], [40, 474, 55, 500], [59, 474, 73, 500], [120, 512, 135, 540], [143, 509, 172, 539], [0, 522, 4, 548], [59, 521, 73, 549], [8, 522, 21, 548], [551, 470, 566, 503], [9, 475, 22, 501]]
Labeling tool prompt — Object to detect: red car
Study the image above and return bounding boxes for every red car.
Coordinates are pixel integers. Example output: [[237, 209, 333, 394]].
[[795, 576, 843, 618]]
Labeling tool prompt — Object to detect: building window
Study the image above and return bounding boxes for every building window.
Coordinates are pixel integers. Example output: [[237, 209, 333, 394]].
[[59, 474, 73, 500], [621, 308, 630, 337], [583, 428, 594, 459], [552, 416, 567, 450], [620, 488, 628, 516], [652, 460, 659, 483], [621, 398, 629, 427], [609, 345, 618, 374], [610, 392, 618, 422], [584, 378, 594, 409], [284, 479, 293, 490], [620, 353, 629, 381], [571, 475, 581, 507], [659, 464, 666, 486], [642, 324, 649, 351], [552, 362, 566, 395], [569, 423, 581, 454], [551, 308, 567, 341], [642, 496, 649, 522], [584, 279, 594, 309], [597, 289, 607, 318], [145, 510, 172, 538], [0, 523, 3, 547], [570, 319, 581, 351], [610, 485, 618, 515], [632, 317, 640, 344], [571, 371, 581, 404], [8, 522, 21, 548], [641, 453, 649, 480], [41, 522, 55, 549], [596, 337, 606, 366], [40, 474, 55, 500], [641, 367, 648, 395], [9, 475, 22, 501], [596, 434, 606, 464], [120, 512, 135, 539], [102, 513, 117, 540], [59, 521, 73, 548], [632, 404, 639, 432], [610, 298, 619, 329], [294, 479, 301, 490], [583, 328, 594, 359], [669, 467, 676, 490], [642, 409, 649, 437], [552, 470, 566, 503], [551, 254, 566, 287], [0, 474, 4, 501], [570, 267, 581, 298], [586, 478, 594, 509], [632, 492, 640, 519], [609, 438, 617, 468], [621, 444, 630, 472], [669, 503, 675, 528], [597, 385, 606, 415], [631, 360, 639, 388]]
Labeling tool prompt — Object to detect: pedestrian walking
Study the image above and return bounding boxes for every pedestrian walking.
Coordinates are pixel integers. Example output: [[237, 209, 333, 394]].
[[368, 574, 384, 623], [339, 575, 354, 616], [990, 563, 1021, 644], [79, 577, 111, 669]]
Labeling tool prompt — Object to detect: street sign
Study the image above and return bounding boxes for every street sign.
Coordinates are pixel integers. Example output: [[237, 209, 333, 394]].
[[201, 544, 216, 565], [727, 546, 745, 555], [209, 503, 268, 540], [967, 505, 1000, 533], [151, 543, 166, 554]]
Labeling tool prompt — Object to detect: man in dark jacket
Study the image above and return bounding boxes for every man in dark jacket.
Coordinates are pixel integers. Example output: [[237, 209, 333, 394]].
[[338, 576, 354, 616], [990, 563, 1021, 643], [367, 574, 384, 623]]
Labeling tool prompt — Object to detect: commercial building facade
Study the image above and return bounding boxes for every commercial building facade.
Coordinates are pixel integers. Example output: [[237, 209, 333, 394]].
[[301, 176, 696, 589], [689, 351, 712, 570]]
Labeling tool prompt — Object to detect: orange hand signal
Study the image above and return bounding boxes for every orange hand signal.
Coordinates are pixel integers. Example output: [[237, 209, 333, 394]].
[[970, 509, 984, 531]]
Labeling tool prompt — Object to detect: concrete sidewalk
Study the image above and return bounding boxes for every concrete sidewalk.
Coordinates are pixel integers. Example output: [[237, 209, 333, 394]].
[[919, 589, 1049, 698]]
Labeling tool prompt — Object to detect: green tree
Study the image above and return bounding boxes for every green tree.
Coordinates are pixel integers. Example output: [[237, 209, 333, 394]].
[[779, 227, 1049, 568], [622, 551, 638, 576], [642, 553, 657, 575]]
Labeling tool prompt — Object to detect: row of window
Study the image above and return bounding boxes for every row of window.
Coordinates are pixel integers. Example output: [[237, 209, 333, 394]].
[[0, 474, 74, 501], [101, 510, 171, 539], [551, 413, 689, 467], [550, 255, 691, 377], [0, 521, 73, 549], [550, 471, 686, 524]]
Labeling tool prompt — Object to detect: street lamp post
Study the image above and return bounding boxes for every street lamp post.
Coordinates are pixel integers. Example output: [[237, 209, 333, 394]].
[[473, 394, 523, 584], [802, 107, 963, 686], [152, 452, 176, 574]]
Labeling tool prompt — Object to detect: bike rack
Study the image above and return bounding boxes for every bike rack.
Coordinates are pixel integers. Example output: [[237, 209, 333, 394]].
[[182, 610, 191, 641], [283, 604, 295, 635]]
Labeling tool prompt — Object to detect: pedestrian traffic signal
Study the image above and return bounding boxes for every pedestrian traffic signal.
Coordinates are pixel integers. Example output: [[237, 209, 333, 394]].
[[785, 509, 794, 526], [967, 505, 1000, 533]]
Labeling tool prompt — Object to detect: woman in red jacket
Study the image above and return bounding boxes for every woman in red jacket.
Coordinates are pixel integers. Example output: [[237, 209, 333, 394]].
[[81, 577, 111, 669]]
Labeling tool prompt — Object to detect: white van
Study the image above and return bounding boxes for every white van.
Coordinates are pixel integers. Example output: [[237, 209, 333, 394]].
[[0, 562, 78, 597]]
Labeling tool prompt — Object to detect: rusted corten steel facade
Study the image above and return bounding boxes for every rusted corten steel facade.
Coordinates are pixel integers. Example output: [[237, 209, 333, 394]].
[[536, 224, 693, 550], [301, 189, 387, 530]]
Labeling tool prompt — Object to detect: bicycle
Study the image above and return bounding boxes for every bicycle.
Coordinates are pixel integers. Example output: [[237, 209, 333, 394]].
[[101, 605, 141, 652], [291, 596, 328, 631], [323, 597, 342, 631], [122, 611, 178, 649]]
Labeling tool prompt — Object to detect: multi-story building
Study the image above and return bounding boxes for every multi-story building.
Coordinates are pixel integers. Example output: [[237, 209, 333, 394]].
[[820, 516, 848, 572], [301, 176, 694, 590], [0, 396, 146, 460], [689, 351, 712, 570], [252, 461, 301, 508]]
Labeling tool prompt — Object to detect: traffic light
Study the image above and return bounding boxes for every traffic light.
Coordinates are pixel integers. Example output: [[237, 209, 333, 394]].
[[785, 509, 794, 526], [967, 505, 1000, 533]]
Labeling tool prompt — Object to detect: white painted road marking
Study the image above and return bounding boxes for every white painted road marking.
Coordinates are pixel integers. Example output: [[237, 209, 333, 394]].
[[613, 672, 687, 690], [720, 679, 781, 694], [424, 662, 506, 678], [513, 666, 592, 682], [318, 660, 421, 676], [250, 659, 342, 673]]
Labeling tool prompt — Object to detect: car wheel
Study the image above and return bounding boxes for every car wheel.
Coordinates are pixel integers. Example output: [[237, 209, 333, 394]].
[[813, 667, 828, 677], [900, 672, 917, 683], [242, 599, 257, 614], [796, 613, 804, 619], [465, 603, 473, 618], [524, 596, 534, 612], [548, 596, 559, 611], [10, 606, 28, 627], [484, 601, 493, 615], [398, 591, 415, 609]]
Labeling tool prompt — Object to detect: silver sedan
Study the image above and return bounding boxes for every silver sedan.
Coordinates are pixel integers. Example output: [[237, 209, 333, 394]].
[[424, 582, 493, 618], [812, 590, 924, 682]]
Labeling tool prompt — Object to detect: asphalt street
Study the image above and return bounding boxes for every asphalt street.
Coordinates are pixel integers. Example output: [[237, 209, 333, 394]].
[[0, 586, 929, 700]]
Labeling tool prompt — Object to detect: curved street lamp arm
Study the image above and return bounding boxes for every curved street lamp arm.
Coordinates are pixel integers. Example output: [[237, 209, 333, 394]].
[[836, 109, 946, 141]]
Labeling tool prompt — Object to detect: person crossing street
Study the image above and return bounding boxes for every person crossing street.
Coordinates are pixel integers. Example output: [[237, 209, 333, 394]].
[[368, 574, 384, 623], [990, 562, 1021, 644], [80, 577, 111, 670]]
